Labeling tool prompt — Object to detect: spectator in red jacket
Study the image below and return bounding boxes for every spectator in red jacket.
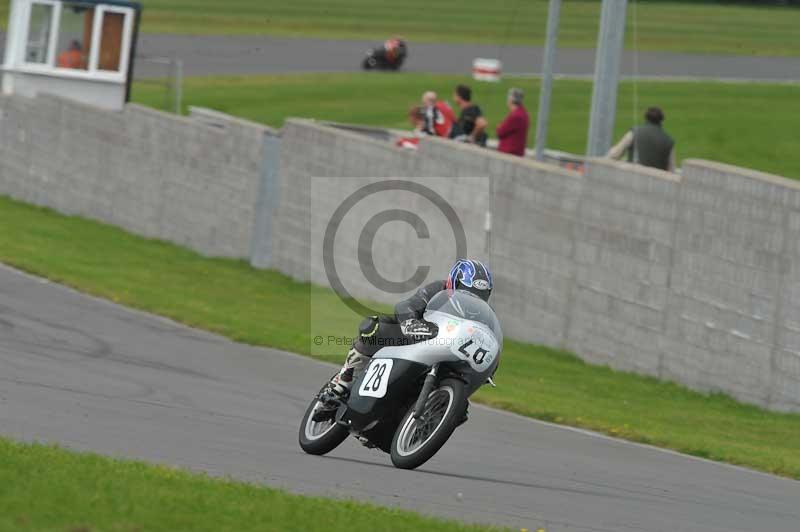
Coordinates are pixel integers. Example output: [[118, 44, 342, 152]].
[[422, 91, 459, 138], [496, 88, 529, 157]]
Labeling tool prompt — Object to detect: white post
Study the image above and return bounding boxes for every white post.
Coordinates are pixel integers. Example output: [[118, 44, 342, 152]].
[[534, 0, 561, 162], [586, 0, 628, 157], [3, 0, 37, 93], [2, 0, 25, 94], [3, 0, 23, 68]]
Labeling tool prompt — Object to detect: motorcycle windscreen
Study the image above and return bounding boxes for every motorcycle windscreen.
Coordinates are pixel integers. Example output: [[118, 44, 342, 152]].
[[340, 358, 428, 432]]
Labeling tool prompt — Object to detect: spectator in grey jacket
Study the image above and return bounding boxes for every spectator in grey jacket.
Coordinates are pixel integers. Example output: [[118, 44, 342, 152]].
[[607, 107, 676, 172]]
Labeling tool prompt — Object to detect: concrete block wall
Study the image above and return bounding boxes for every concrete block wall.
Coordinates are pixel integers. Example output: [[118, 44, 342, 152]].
[[0, 94, 275, 258], [566, 160, 680, 377], [481, 151, 582, 349], [273, 120, 489, 307], [775, 187, 800, 411], [665, 160, 800, 409]]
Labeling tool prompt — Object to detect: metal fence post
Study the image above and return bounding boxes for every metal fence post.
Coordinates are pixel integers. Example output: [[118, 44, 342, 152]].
[[586, 0, 628, 157], [534, 0, 561, 162], [174, 58, 183, 114]]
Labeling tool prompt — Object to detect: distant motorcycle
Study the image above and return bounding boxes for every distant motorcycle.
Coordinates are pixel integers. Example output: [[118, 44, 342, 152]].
[[362, 38, 407, 71], [299, 290, 502, 470]]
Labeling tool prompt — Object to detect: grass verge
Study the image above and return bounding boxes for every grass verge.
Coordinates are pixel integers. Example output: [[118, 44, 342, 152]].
[[0, 438, 507, 532], [1, 195, 799, 479], [132, 73, 800, 180]]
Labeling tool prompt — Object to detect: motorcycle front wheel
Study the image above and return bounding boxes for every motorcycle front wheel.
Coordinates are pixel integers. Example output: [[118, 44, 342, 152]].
[[298, 393, 349, 456], [390, 378, 467, 470]]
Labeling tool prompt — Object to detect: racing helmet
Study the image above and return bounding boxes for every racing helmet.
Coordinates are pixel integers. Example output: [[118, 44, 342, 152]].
[[446, 259, 493, 302]]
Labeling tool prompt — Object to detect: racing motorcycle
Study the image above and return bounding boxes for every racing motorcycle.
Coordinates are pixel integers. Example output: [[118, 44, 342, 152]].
[[299, 290, 502, 470], [361, 39, 408, 71]]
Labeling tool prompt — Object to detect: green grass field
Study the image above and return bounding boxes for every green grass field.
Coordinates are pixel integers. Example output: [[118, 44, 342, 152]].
[[132, 73, 800, 180], [0, 438, 508, 532], [1, 195, 799, 479], [128, 1, 800, 56]]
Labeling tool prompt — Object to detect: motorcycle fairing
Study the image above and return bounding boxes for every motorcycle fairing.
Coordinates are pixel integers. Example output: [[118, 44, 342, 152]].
[[337, 358, 428, 432], [375, 310, 501, 378]]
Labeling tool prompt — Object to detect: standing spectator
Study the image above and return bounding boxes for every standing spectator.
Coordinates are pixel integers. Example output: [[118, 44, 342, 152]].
[[453, 84, 488, 146], [496, 88, 529, 157], [607, 107, 676, 172], [421, 91, 460, 138]]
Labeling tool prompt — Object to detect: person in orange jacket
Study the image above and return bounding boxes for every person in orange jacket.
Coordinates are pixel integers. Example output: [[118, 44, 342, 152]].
[[57, 40, 84, 69]]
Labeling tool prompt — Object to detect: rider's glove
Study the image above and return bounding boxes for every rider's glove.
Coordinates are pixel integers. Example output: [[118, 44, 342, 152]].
[[400, 318, 435, 342]]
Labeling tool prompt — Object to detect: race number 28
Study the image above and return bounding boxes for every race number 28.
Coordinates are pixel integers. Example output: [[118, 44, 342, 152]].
[[458, 340, 489, 365], [358, 359, 394, 398]]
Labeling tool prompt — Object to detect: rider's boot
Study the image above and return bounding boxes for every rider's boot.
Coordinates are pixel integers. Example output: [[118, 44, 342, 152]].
[[329, 347, 371, 399], [313, 348, 370, 422]]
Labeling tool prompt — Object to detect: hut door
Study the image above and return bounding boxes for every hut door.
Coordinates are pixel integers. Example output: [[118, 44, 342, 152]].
[[98, 11, 123, 71]]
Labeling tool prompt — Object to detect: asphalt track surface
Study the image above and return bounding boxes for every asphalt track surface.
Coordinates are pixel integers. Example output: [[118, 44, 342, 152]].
[[2, 32, 796, 81], [132, 34, 800, 82], [2, 263, 799, 532]]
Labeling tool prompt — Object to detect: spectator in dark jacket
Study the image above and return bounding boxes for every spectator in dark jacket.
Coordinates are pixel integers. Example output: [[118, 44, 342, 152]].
[[607, 106, 676, 172], [453, 84, 488, 146], [496, 88, 529, 157]]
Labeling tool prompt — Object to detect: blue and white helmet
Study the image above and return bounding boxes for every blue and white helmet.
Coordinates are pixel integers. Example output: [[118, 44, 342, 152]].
[[446, 259, 493, 302]]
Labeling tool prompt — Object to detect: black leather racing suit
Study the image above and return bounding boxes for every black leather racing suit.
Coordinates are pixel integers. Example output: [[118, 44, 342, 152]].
[[353, 280, 446, 358]]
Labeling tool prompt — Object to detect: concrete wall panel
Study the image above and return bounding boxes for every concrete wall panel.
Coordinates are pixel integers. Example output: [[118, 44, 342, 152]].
[[0, 95, 275, 258]]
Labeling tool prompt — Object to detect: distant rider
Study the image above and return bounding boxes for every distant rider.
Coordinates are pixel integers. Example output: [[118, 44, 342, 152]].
[[383, 38, 407, 64], [314, 259, 493, 420]]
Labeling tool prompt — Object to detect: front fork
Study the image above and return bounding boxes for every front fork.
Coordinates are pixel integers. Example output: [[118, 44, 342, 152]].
[[412, 363, 496, 421], [413, 364, 439, 420]]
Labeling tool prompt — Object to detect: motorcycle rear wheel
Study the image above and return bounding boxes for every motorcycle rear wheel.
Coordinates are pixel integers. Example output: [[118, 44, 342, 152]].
[[298, 394, 349, 456], [390, 378, 467, 470]]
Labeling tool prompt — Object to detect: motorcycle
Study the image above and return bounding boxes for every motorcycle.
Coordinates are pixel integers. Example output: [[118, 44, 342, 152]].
[[362, 39, 408, 71], [299, 290, 502, 470]]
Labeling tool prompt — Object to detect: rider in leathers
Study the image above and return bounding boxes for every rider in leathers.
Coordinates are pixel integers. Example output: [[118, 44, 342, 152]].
[[315, 259, 493, 418]]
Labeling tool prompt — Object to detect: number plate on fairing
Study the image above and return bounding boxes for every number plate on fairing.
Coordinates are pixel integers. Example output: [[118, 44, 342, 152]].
[[451, 323, 499, 372], [357, 359, 394, 398]]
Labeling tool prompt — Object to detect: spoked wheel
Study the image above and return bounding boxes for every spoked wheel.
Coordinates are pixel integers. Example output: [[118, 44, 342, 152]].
[[390, 378, 467, 470], [298, 393, 349, 456]]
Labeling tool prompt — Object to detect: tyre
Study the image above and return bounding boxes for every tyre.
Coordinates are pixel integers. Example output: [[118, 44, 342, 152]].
[[362, 57, 376, 70], [298, 394, 349, 456], [390, 378, 467, 470]]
